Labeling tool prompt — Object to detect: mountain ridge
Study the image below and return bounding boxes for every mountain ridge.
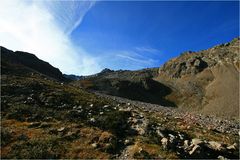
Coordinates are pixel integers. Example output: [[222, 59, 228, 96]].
[[1, 46, 67, 81]]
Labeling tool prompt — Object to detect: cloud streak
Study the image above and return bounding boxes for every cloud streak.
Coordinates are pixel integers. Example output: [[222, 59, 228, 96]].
[[0, 0, 100, 75], [135, 46, 160, 53], [114, 49, 159, 69]]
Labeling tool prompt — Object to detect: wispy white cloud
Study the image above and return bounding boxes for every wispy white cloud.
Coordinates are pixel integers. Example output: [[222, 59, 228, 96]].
[[116, 50, 158, 66], [37, 1, 96, 35], [0, 0, 100, 75], [135, 46, 160, 53]]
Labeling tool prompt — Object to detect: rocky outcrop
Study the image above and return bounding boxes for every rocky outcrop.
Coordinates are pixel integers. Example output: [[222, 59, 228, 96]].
[[159, 38, 239, 78]]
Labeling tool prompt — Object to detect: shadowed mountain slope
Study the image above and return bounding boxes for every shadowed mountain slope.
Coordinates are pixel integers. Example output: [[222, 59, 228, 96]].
[[1, 46, 67, 81], [73, 68, 176, 106]]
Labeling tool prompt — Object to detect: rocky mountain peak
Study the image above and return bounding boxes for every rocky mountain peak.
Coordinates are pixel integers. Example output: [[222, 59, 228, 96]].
[[159, 38, 240, 78]]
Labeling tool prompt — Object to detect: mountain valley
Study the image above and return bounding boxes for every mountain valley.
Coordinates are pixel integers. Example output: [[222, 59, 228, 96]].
[[1, 38, 239, 159]]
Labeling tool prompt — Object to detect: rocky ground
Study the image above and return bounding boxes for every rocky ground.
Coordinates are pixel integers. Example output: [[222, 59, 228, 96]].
[[1, 71, 239, 159], [94, 91, 240, 159]]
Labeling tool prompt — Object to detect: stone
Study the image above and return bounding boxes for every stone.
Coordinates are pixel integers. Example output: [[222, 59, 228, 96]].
[[103, 105, 110, 108], [100, 112, 104, 115], [207, 141, 223, 151], [178, 133, 184, 140], [27, 97, 33, 100], [189, 144, 200, 155], [57, 127, 65, 132], [124, 139, 130, 145], [156, 129, 164, 138], [184, 140, 189, 149], [28, 122, 41, 128], [191, 138, 203, 146], [137, 127, 145, 135], [227, 143, 237, 150], [90, 104, 94, 107], [90, 118, 96, 123], [127, 103, 131, 106], [91, 143, 98, 148], [218, 155, 228, 160], [161, 137, 168, 149]]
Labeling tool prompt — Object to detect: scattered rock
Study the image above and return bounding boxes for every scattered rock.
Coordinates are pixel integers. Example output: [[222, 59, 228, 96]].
[[207, 141, 223, 151], [184, 140, 189, 149], [161, 137, 168, 149], [227, 143, 237, 150], [156, 129, 164, 138], [90, 118, 96, 123], [28, 122, 41, 128], [189, 144, 200, 155], [57, 127, 65, 132], [91, 143, 98, 148], [103, 105, 110, 108], [191, 138, 203, 146]]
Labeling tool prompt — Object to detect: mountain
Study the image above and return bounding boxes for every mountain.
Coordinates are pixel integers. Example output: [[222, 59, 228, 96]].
[[75, 38, 239, 118], [71, 68, 177, 106], [1, 46, 67, 81], [156, 37, 239, 118], [63, 74, 82, 80]]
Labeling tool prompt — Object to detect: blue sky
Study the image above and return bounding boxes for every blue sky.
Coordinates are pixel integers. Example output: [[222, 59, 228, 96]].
[[71, 1, 239, 71], [0, 1, 239, 75]]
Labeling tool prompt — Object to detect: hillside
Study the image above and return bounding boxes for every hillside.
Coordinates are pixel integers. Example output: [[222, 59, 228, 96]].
[[1, 44, 239, 159], [1, 46, 67, 81], [73, 68, 177, 106], [157, 37, 239, 118], [75, 38, 239, 118]]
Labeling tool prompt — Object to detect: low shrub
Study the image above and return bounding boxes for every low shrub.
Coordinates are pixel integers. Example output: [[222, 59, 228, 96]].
[[5, 137, 66, 159]]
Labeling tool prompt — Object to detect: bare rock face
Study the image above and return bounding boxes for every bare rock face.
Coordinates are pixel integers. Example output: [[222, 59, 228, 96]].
[[157, 38, 240, 118]]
